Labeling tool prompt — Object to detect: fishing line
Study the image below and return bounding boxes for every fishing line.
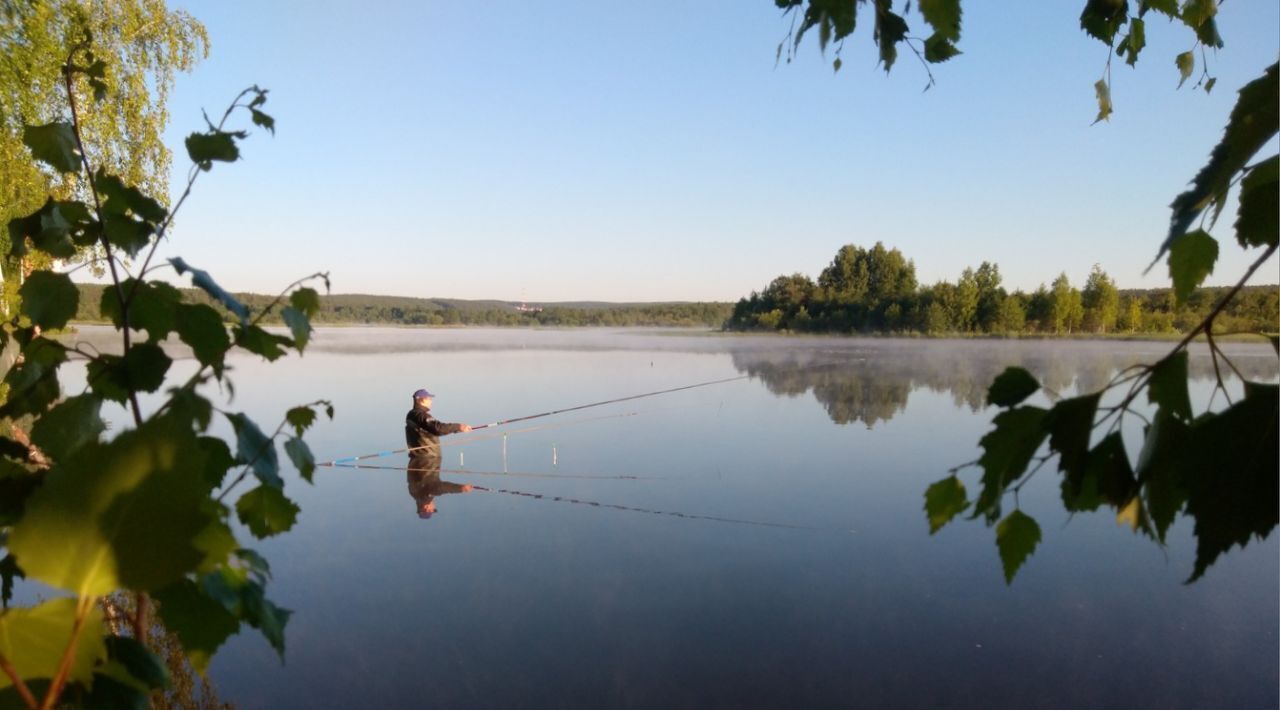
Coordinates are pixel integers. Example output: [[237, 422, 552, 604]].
[[470, 373, 750, 430], [470, 484, 825, 531]]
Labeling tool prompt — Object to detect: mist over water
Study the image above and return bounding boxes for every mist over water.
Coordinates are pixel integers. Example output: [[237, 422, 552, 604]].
[[48, 327, 1280, 708]]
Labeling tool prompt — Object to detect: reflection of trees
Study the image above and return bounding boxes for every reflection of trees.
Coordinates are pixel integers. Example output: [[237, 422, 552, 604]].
[[731, 341, 1278, 428], [101, 594, 234, 709]]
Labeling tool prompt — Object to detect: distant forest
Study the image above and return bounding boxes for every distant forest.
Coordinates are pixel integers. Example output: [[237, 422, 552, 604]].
[[72, 284, 733, 328], [726, 243, 1278, 336]]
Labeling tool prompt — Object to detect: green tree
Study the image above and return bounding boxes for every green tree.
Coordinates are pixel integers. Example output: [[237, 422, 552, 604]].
[[0, 44, 329, 707], [972, 261, 1004, 333], [995, 292, 1026, 334], [1049, 273, 1075, 334], [0, 0, 206, 206], [1081, 264, 1120, 333], [815, 242, 916, 327], [817, 244, 870, 305], [761, 272, 816, 324], [949, 268, 980, 332], [779, 0, 1278, 584], [1117, 295, 1143, 333], [1024, 284, 1052, 332], [1, 0, 207, 307]]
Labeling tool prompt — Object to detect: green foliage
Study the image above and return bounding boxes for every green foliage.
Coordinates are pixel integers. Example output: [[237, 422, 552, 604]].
[[73, 282, 735, 329], [169, 257, 249, 323], [995, 510, 1041, 584], [986, 367, 1039, 408], [776, 0, 961, 83], [974, 406, 1048, 517], [930, 340, 1278, 582], [0, 598, 105, 693], [29, 394, 104, 462], [1234, 156, 1278, 249], [226, 412, 281, 489], [173, 303, 231, 371], [0, 45, 333, 707], [150, 580, 236, 674], [235, 485, 301, 538], [923, 476, 968, 533], [102, 636, 170, 691], [1, 0, 209, 318], [1146, 351, 1191, 422], [19, 272, 78, 330], [184, 131, 241, 169], [21, 122, 81, 174], [9, 417, 213, 595], [1092, 78, 1113, 124], [1181, 383, 1278, 581], [1167, 230, 1218, 305], [729, 243, 1278, 337], [1162, 63, 1277, 261], [284, 437, 316, 483], [1081, 265, 1119, 333]]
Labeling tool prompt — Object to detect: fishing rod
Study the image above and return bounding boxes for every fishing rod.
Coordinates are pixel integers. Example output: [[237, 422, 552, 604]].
[[318, 410, 643, 467], [318, 373, 750, 467], [470, 373, 750, 430]]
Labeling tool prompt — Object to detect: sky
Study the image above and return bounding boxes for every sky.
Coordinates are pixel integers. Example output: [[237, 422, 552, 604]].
[[132, 0, 1280, 302]]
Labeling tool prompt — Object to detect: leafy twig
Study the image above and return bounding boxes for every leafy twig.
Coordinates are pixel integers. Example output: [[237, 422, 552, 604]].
[[1096, 242, 1278, 428], [40, 595, 95, 710], [902, 36, 937, 90], [125, 86, 266, 313], [0, 650, 37, 709], [248, 272, 329, 328], [62, 45, 144, 428]]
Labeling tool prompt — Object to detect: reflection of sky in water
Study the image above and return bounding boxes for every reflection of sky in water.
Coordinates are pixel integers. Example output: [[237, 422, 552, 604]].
[[38, 328, 1280, 708]]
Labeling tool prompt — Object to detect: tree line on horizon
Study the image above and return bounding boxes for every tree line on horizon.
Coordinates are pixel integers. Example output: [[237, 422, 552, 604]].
[[725, 242, 1278, 336], [71, 283, 733, 328]]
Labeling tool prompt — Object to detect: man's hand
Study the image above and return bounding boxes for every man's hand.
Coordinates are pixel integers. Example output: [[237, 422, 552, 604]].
[[460, 424, 472, 433], [461, 484, 474, 493]]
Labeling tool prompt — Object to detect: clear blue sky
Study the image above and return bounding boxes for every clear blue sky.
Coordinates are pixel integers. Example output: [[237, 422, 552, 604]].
[[147, 1, 1278, 302]]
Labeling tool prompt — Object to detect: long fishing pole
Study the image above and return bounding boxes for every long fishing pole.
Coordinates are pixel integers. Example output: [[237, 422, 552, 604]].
[[471, 373, 749, 430], [318, 373, 749, 466], [318, 410, 642, 467]]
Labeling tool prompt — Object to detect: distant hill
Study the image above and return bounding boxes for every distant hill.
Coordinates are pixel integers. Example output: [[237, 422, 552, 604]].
[[73, 283, 733, 328]]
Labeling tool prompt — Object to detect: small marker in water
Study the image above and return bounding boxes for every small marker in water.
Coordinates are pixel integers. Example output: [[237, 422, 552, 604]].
[[460, 451, 464, 467], [552, 444, 557, 466]]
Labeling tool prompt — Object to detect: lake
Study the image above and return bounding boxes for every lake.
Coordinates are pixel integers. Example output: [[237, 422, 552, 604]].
[[47, 327, 1280, 707]]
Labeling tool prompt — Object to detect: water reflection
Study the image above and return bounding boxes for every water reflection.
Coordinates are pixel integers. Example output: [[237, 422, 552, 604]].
[[731, 341, 1278, 427], [406, 451, 474, 518]]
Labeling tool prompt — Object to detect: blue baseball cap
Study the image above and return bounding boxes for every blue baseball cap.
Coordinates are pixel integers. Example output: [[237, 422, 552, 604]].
[[413, 389, 435, 399]]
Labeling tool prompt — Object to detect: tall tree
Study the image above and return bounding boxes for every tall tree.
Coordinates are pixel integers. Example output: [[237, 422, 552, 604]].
[[948, 268, 980, 332], [972, 261, 1004, 332], [1049, 273, 1074, 334], [0, 0, 207, 302], [817, 244, 869, 305], [1082, 264, 1120, 333]]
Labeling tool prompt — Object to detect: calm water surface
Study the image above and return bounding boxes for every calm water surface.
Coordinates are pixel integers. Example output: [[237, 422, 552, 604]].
[[56, 328, 1280, 708]]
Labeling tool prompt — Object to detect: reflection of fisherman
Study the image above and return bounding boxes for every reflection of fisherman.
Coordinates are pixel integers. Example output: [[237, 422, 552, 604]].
[[405, 388, 474, 519]]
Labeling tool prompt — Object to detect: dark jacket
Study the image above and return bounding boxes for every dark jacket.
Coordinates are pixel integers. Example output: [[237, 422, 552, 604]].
[[405, 405, 465, 455]]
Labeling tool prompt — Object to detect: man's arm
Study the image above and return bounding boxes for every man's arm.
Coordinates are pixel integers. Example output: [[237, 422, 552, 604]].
[[409, 410, 472, 436]]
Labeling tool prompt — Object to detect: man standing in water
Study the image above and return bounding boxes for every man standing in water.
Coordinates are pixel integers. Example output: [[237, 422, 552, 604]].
[[405, 388, 473, 455], [405, 388, 474, 518]]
